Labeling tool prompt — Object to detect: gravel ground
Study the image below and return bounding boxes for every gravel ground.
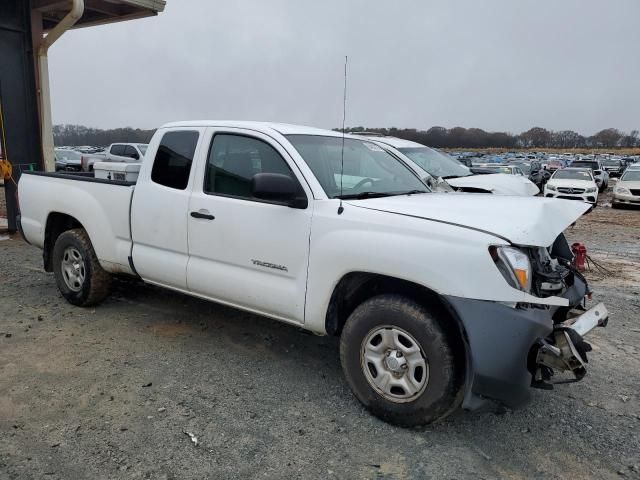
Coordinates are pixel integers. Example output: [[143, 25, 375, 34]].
[[1, 190, 639, 479]]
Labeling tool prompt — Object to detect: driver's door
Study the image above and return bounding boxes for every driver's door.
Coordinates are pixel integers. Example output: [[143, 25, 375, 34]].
[[187, 129, 313, 324]]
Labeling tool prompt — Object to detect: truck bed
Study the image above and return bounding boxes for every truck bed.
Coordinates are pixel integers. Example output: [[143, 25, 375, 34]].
[[18, 171, 136, 274]]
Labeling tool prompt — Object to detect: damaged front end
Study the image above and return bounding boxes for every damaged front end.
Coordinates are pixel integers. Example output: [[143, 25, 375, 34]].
[[527, 234, 609, 389]]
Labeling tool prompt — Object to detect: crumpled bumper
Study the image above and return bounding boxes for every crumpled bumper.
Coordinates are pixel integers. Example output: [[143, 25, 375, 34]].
[[444, 273, 607, 410]]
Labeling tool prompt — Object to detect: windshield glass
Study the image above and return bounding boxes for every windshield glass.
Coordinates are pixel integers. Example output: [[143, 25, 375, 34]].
[[55, 150, 81, 160], [602, 159, 620, 166], [397, 147, 470, 179], [552, 169, 593, 180], [286, 135, 428, 199], [621, 170, 640, 181], [481, 165, 513, 174], [571, 161, 597, 170], [137, 145, 148, 154], [512, 163, 531, 174]]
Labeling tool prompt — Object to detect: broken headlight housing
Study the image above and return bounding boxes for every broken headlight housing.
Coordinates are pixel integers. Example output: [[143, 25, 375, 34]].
[[490, 246, 532, 292]]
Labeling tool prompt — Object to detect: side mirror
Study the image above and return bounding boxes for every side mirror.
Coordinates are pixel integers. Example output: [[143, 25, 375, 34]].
[[130, 152, 140, 160], [423, 174, 435, 188], [252, 173, 307, 209]]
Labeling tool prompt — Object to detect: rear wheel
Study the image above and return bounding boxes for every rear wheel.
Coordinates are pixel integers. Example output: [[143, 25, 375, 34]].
[[52, 228, 111, 306], [340, 294, 462, 426]]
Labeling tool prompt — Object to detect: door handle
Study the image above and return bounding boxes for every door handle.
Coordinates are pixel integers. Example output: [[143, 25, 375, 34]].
[[190, 211, 215, 220]]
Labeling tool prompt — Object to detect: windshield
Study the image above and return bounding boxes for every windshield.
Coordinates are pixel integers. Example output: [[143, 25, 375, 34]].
[[621, 170, 640, 181], [481, 165, 513, 175], [552, 169, 593, 180], [571, 161, 598, 170], [602, 159, 620, 166], [512, 163, 531, 174], [397, 147, 470, 179], [286, 135, 428, 199], [137, 145, 148, 154], [55, 150, 81, 160]]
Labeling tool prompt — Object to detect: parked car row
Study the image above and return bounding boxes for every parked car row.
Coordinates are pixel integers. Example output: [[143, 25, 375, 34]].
[[54, 143, 148, 172], [452, 150, 640, 206]]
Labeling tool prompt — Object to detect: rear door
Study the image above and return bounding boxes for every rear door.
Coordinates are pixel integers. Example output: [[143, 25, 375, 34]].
[[131, 128, 203, 290], [186, 128, 313, 323]]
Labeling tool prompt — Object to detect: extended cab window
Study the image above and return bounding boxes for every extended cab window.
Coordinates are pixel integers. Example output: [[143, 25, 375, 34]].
[[151, 131, 199, 190], [205, 134, 294, 199]]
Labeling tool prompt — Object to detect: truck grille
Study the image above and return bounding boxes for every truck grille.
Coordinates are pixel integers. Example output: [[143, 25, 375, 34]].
[[557, 187, 585, 194]]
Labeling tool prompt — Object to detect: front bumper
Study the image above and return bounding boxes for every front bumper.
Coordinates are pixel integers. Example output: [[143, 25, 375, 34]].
[[545, 191, 597, 204], [444, 274, 608, 410], [612, 192, 640, 205]]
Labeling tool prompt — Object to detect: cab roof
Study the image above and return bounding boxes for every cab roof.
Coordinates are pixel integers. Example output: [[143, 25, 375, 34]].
[[160, 121, 348, 138]]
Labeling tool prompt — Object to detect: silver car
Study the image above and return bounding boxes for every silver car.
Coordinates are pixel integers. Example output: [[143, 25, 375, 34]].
[[54, 149, 82, 171], [612, 169, 640, 208]]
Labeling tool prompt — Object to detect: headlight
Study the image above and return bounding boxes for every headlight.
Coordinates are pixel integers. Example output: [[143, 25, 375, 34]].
[[585, 187, 596, 193], [546, 184, 557, 191], [615, 186, 630, 195], [489, 246, 532, 292]]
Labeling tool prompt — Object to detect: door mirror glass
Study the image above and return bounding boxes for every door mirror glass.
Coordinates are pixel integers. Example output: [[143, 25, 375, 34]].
[[252, 173, 307, 208]]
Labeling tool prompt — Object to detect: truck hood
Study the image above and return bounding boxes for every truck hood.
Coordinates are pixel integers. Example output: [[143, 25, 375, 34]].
[[447, 173, 539, 196], [347, 193, 589, 247]]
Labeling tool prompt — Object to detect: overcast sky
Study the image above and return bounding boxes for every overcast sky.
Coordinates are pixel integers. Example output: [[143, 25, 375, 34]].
[[49, 0, 640, 134]]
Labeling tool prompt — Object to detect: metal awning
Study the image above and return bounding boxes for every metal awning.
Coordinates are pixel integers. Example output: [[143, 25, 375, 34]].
[[34, 0, 166, 31]]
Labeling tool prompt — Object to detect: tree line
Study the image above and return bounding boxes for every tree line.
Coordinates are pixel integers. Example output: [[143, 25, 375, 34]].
[[342, 126, 640, 149], [53, 124, 155, 147], [53, 124, 639, 150]]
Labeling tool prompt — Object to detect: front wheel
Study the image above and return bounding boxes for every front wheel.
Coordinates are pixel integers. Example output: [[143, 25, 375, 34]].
[[340, 295, 462, 427], [52, 228, 112, 306]]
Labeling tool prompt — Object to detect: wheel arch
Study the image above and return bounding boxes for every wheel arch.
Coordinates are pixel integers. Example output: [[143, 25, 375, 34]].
[[43, 212, 85, 272], [326, 272, 470, 363]]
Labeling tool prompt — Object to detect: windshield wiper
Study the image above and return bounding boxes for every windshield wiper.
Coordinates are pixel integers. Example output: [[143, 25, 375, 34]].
[[393, 190, 429, 196], [335, 191, 395, 200]]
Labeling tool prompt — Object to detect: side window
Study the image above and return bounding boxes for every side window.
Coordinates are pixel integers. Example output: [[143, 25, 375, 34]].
[[110, 144, 125, 156], [204, 134, 295, 199], [151, 131, 199, 190]]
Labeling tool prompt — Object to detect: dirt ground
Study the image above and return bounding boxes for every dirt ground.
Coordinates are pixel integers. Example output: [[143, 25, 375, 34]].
[[1, 189, 639, 479]]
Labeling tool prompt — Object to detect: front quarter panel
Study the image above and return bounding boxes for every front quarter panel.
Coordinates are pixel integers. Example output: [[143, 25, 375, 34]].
[[304, 200, 566, 334]]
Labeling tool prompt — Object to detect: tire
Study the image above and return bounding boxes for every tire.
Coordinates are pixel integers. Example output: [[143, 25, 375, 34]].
[[340, 294, 461, 427], [52, 228, 111, 307]]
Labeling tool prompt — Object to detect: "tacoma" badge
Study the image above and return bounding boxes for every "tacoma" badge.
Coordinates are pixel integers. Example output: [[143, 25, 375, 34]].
[[251, 260, 288, 272]]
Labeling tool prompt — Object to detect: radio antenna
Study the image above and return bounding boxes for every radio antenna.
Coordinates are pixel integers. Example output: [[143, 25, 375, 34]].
[[338, 55, 348, 215]]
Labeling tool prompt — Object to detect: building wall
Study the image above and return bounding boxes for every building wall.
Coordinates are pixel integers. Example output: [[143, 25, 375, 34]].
[[0, 0, 43, 231]]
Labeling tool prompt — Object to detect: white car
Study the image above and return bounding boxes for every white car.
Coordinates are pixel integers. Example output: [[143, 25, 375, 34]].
[[544, 168, 599, 205], [357, 135, 539, 196], [17, 121, 608, 427], [476, 164, 525, 176], [105, 143, 148, 163], [612, 169, 640, 208]]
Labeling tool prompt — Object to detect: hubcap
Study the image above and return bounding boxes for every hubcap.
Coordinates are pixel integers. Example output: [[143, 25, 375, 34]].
[[361, 326, 429, 403], [61, 247, 86, 292]]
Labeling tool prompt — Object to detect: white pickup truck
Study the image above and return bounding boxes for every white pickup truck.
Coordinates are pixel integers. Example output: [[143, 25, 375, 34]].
[[18, 121, 609, 426]]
